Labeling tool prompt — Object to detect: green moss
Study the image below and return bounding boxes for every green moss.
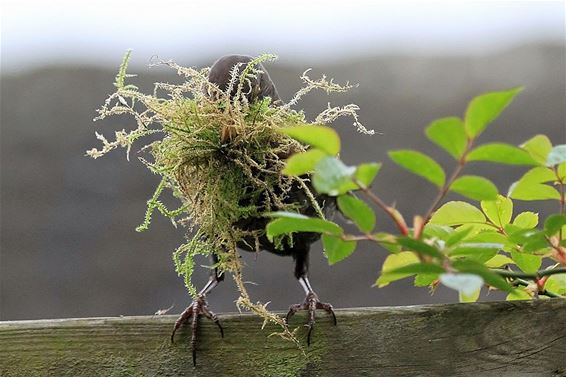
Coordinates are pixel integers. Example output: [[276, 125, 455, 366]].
[[89, 51, 366, 342]]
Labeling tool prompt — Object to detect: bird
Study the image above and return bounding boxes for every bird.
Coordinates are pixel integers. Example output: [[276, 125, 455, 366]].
[[170, 55, 337, 366]]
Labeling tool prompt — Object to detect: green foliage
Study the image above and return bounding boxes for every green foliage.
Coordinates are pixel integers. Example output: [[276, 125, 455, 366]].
[[274, 87, 566, 302]]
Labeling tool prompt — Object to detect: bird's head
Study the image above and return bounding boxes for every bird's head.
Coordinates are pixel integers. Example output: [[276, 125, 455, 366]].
[[207, 54, 281, 106]]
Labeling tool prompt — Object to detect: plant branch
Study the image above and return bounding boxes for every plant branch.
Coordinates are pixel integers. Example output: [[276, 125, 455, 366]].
[[494, 267, 566, 280]]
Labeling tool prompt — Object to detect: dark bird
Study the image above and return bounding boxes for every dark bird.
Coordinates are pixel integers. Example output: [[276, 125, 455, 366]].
[[171, 55, 337, 365]]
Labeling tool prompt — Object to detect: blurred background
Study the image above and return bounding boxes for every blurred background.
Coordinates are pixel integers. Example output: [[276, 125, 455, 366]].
[[1, 1, 564, 321]]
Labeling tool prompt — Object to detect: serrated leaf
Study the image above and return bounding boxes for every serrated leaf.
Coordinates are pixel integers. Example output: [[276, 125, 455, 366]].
[[337, 195, 375, 233], [485, 254, 514, 268], [283, 125, 340, 155], [266, 216, 342, 241], [425, 117, 468, 159], [450, 175, 498, 201], [353, 163, 382, 189], [510, 251, 541, 274], [544, 214, 566, 236], [313, 157, 356, 196], [452, 259, 513, 292], [440, 273, 484, 296], [283, 149, 327, 176], [464, 87, 522, 138], [513, 212, 539, 229], [546, 145, 566, 166], [389, 150, 446, 187], [322, 235, 356, 265], [467, 143, 538, 166], [376, 252, 421, 287], [508, 180, 561, 201], [481, 195, 513, 227], [430, 201, 486, 226], [396, 237, 444, 259], [521, 134, 552, 165]]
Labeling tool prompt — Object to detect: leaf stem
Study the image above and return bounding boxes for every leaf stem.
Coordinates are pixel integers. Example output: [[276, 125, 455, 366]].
[[355, 181, 409, 235], [421, 140, 475, 228]]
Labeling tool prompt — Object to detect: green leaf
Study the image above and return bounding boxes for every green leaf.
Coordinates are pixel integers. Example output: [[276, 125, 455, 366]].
[[558, 162, 566, 180], [322, 235, 356, 265], [459, 289, 481, 303], [521, 134, 552, 165], [353, 163, 382, 189], [544, 214, 566, 236], [373, 232, 402, 253], [545, 274, 566, 295], [430, 201, 486, 226], [516, 167, 556, 185], [414, 273, 439, 287], [389, 150, 446, 187], [485, 254, 514, 268], [283, 125, 340, 155], [510, 251, 541, 274], [425, 117, 468, 159], [464, 87, 522, 138], [440, 273, 484, 296], [467, 143, 538, 166], [376, 252, 421, 287], [378, 263, 445, 286], [423, 224, 454, 240], [450, 242, 501, 263], [266, 215, 342, 241], [446, 226, 475, 247], [513, 212, 539, 229], [508, 180, 561, 201], [452, 260, 513, 292], [337, 195, 375, 233], [481, 195, 513, 227], [283, 149, 326, 176], [313, 157, 356, 196], [396, 237, 444, 259], [450, 175, 498, 201], [506, 288, 532, 301], [546, 145, 566, 167]]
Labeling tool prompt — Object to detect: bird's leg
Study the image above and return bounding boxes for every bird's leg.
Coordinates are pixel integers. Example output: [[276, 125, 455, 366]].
[[285, 253, 337, 346], [171, 254, 224, 366]]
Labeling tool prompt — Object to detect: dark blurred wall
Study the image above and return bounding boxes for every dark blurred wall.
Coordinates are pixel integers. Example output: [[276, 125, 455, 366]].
[[1, 44, 565, 320]]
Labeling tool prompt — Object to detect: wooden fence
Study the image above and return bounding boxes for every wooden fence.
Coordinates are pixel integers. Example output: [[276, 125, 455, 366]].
[[1, 300, 565, 376]]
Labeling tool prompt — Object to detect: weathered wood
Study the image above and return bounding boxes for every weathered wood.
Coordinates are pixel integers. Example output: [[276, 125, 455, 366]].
[[1, 300, 565, 376]]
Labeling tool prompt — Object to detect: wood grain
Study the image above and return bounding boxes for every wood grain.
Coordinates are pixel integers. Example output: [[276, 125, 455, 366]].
[[1, 300, 565, 376]]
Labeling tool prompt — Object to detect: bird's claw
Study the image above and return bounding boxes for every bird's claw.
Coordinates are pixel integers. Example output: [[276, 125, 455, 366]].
[[171, 295, 223, 366], [285, 291, 336, 346]]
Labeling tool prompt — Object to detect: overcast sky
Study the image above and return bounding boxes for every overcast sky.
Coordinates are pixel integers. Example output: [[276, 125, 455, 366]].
[[1, 0, 564, 73]]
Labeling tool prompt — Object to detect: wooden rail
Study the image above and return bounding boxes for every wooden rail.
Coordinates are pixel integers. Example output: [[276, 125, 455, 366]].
[[1, 300, 565, 376]]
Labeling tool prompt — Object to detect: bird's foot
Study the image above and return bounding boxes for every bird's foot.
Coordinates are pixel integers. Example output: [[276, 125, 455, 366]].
[[171, 295, 223, 366], [285, 291, 337, 346]]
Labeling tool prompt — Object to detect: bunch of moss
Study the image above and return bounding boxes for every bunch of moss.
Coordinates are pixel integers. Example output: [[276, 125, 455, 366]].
[[89, 51, 369, 337]]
